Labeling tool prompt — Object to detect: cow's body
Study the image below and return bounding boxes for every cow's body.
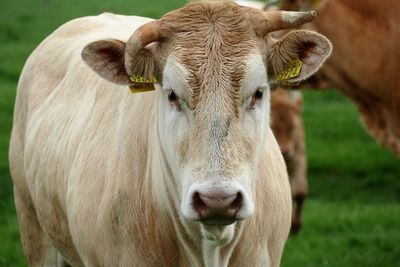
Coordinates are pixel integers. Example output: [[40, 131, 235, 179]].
[[270, 89, 307, 233], [10, 1, 332, 266], [281, 0, 400, 156], [10, 13, 291, 267]]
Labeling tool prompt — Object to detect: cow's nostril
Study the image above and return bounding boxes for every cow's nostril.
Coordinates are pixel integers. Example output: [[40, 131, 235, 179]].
[[192, 192, 207, 216], [229, 192, 243, 214]]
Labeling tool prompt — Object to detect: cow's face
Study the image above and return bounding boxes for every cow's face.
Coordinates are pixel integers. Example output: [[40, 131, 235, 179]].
[[82, 1, 331, 231], [159, 51, 269, 226]]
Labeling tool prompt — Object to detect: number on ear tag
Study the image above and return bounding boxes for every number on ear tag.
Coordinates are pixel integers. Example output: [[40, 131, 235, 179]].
[[129, 75, 157, 94], [276, 59, 303, 81]]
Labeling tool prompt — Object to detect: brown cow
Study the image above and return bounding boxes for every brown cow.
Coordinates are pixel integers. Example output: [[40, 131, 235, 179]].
[[278, 0, 400, 156], [270, 89, 308, 233]]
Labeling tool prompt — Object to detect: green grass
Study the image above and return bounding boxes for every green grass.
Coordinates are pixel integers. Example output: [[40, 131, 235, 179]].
[[0, 1, 399, 266], [282, 200, 400, 267]]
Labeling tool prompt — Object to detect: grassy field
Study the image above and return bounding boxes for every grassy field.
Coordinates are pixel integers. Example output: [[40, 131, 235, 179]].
[[0, 0, 399, 266]]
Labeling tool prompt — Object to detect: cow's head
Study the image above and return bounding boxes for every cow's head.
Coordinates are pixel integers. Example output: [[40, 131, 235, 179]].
[[82, 1, 331, 231]]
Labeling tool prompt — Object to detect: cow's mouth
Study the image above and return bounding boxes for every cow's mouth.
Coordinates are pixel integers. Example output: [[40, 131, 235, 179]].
[[200, 218, 237, 226]]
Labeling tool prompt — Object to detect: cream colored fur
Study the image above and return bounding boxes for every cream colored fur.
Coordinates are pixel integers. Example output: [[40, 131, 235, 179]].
[[10, 13, 291, 267]]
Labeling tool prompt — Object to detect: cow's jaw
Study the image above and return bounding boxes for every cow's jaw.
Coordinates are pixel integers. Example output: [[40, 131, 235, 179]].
[[157, 53, 269, 256]]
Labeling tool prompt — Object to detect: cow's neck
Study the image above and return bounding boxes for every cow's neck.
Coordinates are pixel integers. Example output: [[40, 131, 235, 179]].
[[152, 121, 242, 267]]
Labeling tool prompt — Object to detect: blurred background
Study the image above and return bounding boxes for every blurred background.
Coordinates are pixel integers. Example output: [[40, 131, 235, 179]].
[[0, 0, 399, 266]]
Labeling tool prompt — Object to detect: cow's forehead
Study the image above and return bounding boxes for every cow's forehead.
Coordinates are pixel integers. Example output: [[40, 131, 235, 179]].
[[159, 1, 268, 108], [162, 52, 267, 110]]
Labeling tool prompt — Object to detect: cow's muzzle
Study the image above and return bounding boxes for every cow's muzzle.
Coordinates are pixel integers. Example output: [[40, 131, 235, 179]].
[[193, 191, 242, 225], [181, 181, 254, 225]]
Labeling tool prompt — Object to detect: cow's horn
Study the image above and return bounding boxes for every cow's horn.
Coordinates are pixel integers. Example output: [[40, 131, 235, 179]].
[[125, 20, 161, 76], [264, 10, 317, 32]]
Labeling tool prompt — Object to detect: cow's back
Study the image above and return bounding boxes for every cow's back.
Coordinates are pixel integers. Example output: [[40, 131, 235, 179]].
[[317, 0, 400, 97], [315, 0, 400, 154]]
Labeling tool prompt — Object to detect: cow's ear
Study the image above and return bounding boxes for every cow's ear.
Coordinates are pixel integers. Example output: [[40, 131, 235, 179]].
[[81, 39, 131, 85], [268, 30, 332, 83]]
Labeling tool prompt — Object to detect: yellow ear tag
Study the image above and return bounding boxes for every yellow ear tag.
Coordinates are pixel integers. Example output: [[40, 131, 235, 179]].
[[276, 59, 303, 81], [129, 75, 157, 93]]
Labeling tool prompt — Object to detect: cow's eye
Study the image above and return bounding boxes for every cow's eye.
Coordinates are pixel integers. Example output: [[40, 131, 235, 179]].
[[168, 90, 181, 111], [168, 90, 177, 102], [254, 89, 263, 100], [249, 89, 263, 109]]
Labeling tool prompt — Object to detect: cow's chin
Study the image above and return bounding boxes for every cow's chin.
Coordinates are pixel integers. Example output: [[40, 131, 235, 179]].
[[201, 223, 236, 245]]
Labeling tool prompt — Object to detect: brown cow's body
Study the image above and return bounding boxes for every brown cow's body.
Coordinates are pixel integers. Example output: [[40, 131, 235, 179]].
[[282, 0, 400, 156], [270, 89, 308, 232]]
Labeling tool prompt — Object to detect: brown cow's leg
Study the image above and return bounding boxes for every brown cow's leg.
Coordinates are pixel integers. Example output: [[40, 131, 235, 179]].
[[290, 194, 305, 234]]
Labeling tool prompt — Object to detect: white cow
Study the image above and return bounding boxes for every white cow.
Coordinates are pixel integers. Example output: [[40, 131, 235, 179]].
[[9, 1, 331, 266]]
